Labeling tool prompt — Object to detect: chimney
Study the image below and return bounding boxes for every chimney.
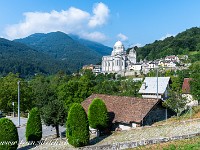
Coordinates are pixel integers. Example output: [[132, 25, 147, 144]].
[[142, 82, 146, 90]]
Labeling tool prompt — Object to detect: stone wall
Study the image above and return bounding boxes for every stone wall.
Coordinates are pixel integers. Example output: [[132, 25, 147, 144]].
[[79, 132, 200, 150], [143, 102, 175, 126]]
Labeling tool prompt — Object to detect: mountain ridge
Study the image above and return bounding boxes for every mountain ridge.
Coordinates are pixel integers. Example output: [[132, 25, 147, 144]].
[[15, 31, 112, 72], [0, 38, 70, 77], [136, 27, 200, 61]]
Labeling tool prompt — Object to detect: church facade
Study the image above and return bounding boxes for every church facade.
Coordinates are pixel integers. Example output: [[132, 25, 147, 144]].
[[102, 41, 137, 75]]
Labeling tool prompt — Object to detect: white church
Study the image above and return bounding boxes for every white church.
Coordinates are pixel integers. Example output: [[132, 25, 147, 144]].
[[102, 41, 140, 76]]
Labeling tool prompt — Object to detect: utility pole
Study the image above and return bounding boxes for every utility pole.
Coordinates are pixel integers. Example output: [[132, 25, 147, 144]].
[[12, 102, 14, 117], [156, 68, 158, 100], [157, 68, 167, 121], [17, 81, 20, 127]]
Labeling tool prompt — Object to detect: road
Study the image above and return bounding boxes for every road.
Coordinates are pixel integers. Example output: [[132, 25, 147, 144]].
[[6, 116, 66, 141]]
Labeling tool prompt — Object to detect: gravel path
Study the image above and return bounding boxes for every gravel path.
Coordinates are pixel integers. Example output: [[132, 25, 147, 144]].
[[17, 119, 200, 149]]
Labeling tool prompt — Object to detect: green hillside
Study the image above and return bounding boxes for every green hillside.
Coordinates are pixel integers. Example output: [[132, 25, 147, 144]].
[[136, 27, 200, 62], [15, 32, 110, 72], [0, 38, 69, 77]]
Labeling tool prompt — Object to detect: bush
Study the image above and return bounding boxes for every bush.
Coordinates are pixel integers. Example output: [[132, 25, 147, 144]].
[[26, 107, 42, 143], [88, 98, 108, 132], [0, 118, 19, 150], [66, 103, 89, 147]]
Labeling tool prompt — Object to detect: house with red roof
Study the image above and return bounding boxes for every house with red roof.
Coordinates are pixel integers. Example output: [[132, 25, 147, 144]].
[[182, 78, 198, 107], [82, 94, 174, 130]]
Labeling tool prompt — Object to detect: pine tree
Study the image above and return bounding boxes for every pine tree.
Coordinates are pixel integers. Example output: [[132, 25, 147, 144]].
[[0, 118, 19, 150], [66, 103, 89, 147], [88, 98, 108, 136], [26, 107, 42, 143]]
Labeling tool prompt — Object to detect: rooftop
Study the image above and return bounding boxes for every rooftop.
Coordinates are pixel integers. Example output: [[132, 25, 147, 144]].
[[182, 78, 192, 94], [82, 94, 159, 124], [139, 77, 170, 94]]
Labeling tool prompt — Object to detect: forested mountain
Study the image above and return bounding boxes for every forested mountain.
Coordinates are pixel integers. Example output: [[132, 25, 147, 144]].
[[0, 38, 69, 77], [136, 27, 200, 61], [69, 34, 112, 56], [15, 32, 111, 72]]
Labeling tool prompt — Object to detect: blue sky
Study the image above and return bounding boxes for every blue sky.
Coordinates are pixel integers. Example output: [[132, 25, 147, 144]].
[[0, 0, 200, 47]]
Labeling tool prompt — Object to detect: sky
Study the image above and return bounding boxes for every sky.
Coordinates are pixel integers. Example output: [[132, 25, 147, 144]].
[[0, 0, 200, 47]]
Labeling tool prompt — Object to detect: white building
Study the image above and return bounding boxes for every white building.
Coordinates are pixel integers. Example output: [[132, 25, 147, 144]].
[[101, 41, 137, 75], [165, 55, 180, 63], [139, 77, 171, 100]]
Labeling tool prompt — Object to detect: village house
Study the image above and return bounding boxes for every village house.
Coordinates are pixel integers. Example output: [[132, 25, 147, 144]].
[[165, 55, 180, 63], [82, 94, 173, 130], [139, 77, 171, 100], [82, 64, 102, 75], [182, 78, 198, 108]]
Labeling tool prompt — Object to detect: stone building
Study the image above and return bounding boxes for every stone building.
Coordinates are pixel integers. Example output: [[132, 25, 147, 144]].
[[182, 78, 198, 107], [82, 94, 174, 130], [101, 41, 137, 75]]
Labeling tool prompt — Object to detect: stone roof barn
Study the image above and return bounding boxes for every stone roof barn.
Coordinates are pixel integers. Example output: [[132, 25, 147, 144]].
[[82, 94, 172, 130]]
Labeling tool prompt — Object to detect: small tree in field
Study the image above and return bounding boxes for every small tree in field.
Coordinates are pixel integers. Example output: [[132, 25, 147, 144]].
[[41, 99, 67, 138], [0, 118, 19, 150], [163, 90, 187, 117], [26, 107, 42, 143], [66, 103, 89, 147], [88, 98, 108, 136]]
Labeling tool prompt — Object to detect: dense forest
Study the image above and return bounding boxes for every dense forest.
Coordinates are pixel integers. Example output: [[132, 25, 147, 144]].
[[15, 32, 112, 72], [136, 27, 200, 62], [0, 38, 70, 78], [1, 61, 199, 114]]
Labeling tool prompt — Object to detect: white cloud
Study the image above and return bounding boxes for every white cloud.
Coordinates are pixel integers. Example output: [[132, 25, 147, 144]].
[[88, 2, 110, 28], [159, 33, 175, 41], [80, 31, 107, 42], [117, 33, 128, 41], [4, 3, 110, 42]]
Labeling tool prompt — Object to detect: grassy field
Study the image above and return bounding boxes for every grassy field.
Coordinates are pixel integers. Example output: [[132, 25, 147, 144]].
[[132, 136, 200, 150], [129, 106, 200, 150]]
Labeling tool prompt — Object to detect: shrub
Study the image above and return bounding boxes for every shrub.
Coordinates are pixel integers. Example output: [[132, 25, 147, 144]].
[[66, 103, 89, 147], [26, 107, 42, 143], [0, 118, 19, 150], [88, 98, 108, 132]]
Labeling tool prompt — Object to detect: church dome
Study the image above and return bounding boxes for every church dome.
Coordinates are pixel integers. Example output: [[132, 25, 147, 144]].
[[114, 40, 123, 47], [112, 40, 125, 56]]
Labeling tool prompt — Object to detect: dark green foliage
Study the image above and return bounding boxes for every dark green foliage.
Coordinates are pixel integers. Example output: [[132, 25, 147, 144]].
[[0, 38, 70, 78], [66, 103, 89, 147], [0, 118, 19, 150], [136, 27, 200, 61], [26, 108, 42, 142], [189, 61, 200, 101], [15, 32, 109, 73], [163, 90, 187, 116], [88, 98, 108, 131], [0, 73, 33, 113], [0, 71, 142, 118], [41, 99, 67, 138]]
